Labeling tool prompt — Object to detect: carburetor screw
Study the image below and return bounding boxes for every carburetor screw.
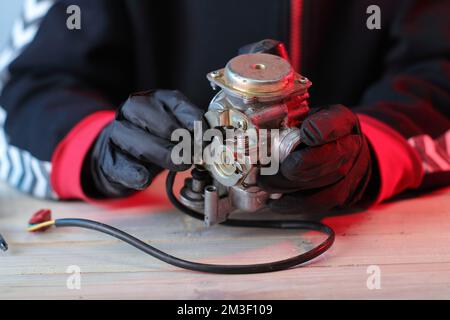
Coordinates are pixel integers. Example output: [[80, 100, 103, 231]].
[[237, 120, 247, 130], [235, 130, 250, 156], [209, 71, 221, 90], [211, 70, 221, 78], [299, 77, 308, 84], [242, 96, 257, 104]]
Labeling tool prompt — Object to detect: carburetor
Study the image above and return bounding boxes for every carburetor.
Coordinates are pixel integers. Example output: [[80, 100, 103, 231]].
[[180, 53, 312, 226]]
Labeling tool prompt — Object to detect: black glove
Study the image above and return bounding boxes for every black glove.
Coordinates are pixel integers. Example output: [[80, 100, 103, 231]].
[[259, 105, 372, 214], [82, 90, 204, 198], [238, 39, 289, 58]]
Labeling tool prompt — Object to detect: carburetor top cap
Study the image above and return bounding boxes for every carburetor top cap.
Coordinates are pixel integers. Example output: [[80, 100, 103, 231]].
[[225, 53, 293, 94], [207, 53, 310, 102]]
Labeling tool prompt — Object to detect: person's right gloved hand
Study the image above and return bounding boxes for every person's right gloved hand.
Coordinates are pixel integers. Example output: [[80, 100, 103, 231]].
[[82, 90, 205, 198]]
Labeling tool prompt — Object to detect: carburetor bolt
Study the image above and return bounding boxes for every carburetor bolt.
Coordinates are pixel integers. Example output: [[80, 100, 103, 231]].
[[210, 70, 221, 78], [235, 131, 250, 159], [242, 96, 257, 104], [237, 120, 247, 130]]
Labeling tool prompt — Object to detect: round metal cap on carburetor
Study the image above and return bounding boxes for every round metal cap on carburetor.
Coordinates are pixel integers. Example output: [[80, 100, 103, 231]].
[[224, 53, 294, 94], [207, 53, 311, 102]]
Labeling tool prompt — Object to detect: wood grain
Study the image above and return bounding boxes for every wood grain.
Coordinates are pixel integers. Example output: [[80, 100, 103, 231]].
[[1, 175, 450, 299]]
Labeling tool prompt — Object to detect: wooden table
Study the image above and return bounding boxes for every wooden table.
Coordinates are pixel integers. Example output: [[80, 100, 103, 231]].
[[1, 172, 449, 299]]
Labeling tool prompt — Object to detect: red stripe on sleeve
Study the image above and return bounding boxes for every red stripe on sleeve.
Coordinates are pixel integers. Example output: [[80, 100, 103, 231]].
[[358, 114, 424, 203], [290, 0, 303, 72], [50, 111, 115, 200], [50, 111, 174, 208]]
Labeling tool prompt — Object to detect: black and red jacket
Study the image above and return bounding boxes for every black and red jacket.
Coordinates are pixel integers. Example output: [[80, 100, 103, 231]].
[[0, 0, 449, 202]]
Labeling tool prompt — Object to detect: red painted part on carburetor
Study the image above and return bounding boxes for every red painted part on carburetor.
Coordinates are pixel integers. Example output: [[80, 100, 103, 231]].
[[286, 93, 310, 127], [275, 42, 290, 62], [248, 93, 309, 129]]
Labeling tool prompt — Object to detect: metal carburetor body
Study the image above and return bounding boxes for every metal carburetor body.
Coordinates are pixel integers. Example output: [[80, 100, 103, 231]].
[[180, 53, 312, 226]]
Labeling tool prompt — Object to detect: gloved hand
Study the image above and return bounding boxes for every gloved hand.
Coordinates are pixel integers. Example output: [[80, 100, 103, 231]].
[[259, 105, 372, 214], [82, 90, 204, 198], [238, 39, 289, 59]]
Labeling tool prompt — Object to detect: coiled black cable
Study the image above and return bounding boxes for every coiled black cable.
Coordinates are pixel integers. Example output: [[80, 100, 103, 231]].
[[51, 172, 335, 274]]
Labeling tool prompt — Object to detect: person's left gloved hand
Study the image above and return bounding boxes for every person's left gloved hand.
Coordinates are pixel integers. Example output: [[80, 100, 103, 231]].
[[238, 39, 289, 59], [259, 104, 372, 214]]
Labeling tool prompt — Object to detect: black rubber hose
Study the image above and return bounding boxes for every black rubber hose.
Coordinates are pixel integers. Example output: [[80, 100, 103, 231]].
[[0, 233, 8, 251], [53, 172, 335, 274]]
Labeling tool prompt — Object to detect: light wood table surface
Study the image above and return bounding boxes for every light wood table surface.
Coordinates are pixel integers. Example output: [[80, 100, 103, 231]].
[[1, 172, 449, 299]]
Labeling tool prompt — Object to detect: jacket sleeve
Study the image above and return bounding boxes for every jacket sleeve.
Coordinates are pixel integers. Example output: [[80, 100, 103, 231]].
[[0, 0, 132, 199], [355, 0, 450, 203]]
